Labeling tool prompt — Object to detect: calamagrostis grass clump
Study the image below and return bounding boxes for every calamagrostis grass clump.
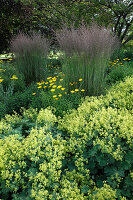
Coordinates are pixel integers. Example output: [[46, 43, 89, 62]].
[[10, 32, 49, 85], [56, 23, 120, 96]]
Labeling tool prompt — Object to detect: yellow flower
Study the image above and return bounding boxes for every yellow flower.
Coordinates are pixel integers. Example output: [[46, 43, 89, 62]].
[[45, 82, 48, 84], [58, 94, 62, 97], [75, 89, 79, 92], [51, 89, 55, 92], [10, 75, 18, 79], [37, 86, 42, 89], [55, 98, 58, 100], [0, 78, 4, 83], [32, 93, 36, 95], [71, 90, 75, 93], [57, 85, 62, 89], [53, 85, 57, 88], [37, 82, 42, 85], [69, 83, 73, 86], [53, 95, 57, 98], [60, 79, 63, 81], [47, 77, 52, 80], [40, 81, 45, 84], [9, 59, 13, 61], [49, 80, 53, 83], [44, 86, 47, 88], [50, 83, 54, 86], [61, 88, 65, 90], [81, 89, 85, 92], [79, 78, 83, 81], [65, 92, 67, 94]]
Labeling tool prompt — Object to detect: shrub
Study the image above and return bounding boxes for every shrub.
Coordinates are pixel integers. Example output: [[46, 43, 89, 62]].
[[10, 32, 50, 85], [105, 62, 133, 85], [111, 47, 133, 61], [56, 23, 119, 96], [5, 83, 36, 116]]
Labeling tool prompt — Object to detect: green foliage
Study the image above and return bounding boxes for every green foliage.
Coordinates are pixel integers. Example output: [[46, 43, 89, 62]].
[[0, 61, 25, 94], [0, 0, 32, 53], [0, 102, 7, 119], [38, 90, 82, 118], [0, 129, 65, 199], [3, 83, 36, 117], [111, 47, 133, 61], [105, 61, 133, 85], [0, 76, 133, 199], [58, 76, 133, 199]]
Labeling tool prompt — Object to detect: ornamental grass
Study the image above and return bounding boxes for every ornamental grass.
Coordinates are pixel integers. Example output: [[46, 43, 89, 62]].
[[10, 32, 50, 86], [56, 22, 120, 96]]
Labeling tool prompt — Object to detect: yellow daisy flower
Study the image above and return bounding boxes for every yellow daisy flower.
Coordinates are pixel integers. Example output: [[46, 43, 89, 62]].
[[58, 94, 62, 97], [81, 89, 85, 92], [79, 78, 83, 81], [51, 89, 55, 92], [53, 95, 57, 98], [53, 85, 57, 88], [37, 86, 42, 89], [47, 77, 52, 80], [57, 85, 62, 89], [0, 78, 4, 83], [32, 93, 36, 95], [71, 90, 75, 93], [75, 89, 79, 92], [50, 83, 54, 86], [61, 88, 65, 90]]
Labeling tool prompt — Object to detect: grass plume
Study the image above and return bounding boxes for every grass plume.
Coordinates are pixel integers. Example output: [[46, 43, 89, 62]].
[[56, 23, 120, 96], [10, 32, 50, 85]]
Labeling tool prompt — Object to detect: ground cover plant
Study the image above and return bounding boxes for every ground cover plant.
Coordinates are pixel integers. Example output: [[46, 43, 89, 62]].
[[0, 76, 132, 199]]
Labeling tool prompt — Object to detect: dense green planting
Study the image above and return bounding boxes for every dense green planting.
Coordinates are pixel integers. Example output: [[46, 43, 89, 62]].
[[0, 76, 133, 199]]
